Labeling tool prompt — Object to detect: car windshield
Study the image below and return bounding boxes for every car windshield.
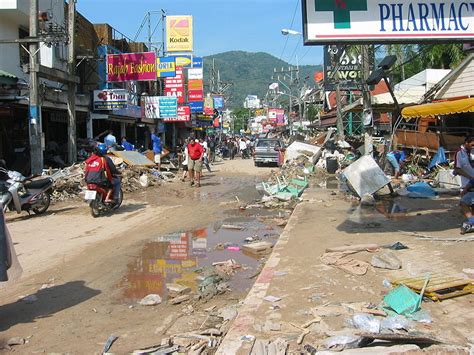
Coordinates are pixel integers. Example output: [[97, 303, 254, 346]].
[[257, 140, 280, 148]]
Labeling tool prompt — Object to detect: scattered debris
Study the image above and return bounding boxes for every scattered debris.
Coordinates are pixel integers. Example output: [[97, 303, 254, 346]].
[[102, 334, 119, 354], [169, 294, 191, 305], [166, 283, 191, 298], [321, 251, 370, 276], [263, 295, 282, 303], [242, 241, 273, 256], [138, 294, 162, 306], [371, 251, 402, 270]]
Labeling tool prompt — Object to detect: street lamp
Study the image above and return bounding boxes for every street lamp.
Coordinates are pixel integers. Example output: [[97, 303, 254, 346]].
[[281, 28, 302, 36]]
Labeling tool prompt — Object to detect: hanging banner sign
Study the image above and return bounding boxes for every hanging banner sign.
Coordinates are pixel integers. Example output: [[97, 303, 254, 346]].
[[107, 52, 156, 82], [303, 0, 474, 44], [164, 105, 190, 122], [93, 89, 129, 110], [166, 15, 193, 52], [144, 96, 160, 119], [157, 57, 176, 78]]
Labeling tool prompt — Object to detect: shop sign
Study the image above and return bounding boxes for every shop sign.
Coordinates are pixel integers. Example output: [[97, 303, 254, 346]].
[[164, 67, 185, 104], [323, 45, 374, 91], [157, 57, 176, 78], [166, 15, 193, 52], [164, 105, 190, 122], [144, 96, 178, 119], [213, 95, 225, 109], [107, 52, 156, 82], [188, 68, 203, 80], [303, 0, 474, 44], [189, 101, 204, 113], [188, 90, 204, 102], [93, 89, 129, 110]]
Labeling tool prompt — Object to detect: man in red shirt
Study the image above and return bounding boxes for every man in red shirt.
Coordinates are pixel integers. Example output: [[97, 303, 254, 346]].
[[187, 138, 204, 187]]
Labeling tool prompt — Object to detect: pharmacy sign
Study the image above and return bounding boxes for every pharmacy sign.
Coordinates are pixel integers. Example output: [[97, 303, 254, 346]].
[[303, 0, 474, 44]]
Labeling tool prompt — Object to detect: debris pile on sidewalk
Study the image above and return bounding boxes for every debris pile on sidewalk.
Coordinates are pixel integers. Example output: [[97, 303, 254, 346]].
[[44, 154, 175, 202]]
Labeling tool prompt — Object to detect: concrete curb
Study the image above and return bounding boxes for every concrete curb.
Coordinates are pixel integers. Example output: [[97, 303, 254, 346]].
[[216, 191, 310, 354]]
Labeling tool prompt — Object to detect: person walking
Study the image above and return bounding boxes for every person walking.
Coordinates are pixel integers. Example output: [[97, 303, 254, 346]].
[[181, 140, 189, 182], [200, 138, 212, 173], [150, 128, 162, 171], [121, 136, 134, 151], [187, 139, 204, 187], [239, 137, 247, 159]]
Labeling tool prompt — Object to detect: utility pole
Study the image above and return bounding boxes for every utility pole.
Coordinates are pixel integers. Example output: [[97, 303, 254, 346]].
[[29, 0, 43, 174], [361, 45, 373, 156], [335, 82, 344, 139], [67, 0, 77, 164]]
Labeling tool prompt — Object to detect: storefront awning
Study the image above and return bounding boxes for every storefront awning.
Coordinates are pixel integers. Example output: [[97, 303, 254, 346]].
[[0, 69, 18, 85], [402, 97, 474, 119]]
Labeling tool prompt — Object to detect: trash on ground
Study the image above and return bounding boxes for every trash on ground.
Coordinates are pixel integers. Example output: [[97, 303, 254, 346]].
[[342, 155, 391, 198], [242, 241, 273, 256], [138, 294, 162, 306], [390, 273, 474, 301], [166, 283, 191, 298], [221, 224, 246, 230], [102, 334, 119, 353], [383, 285, 422, 315], [263, 295, 282, 302], [321, 251, 370, 276], [371, 251, 402, 270]]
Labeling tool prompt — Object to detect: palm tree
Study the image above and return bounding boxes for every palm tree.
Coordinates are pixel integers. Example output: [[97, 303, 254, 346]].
[[420, 44, 465, 69]]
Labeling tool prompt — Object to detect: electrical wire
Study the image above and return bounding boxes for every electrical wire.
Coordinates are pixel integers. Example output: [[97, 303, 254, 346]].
[[279, 0, 299, 61]]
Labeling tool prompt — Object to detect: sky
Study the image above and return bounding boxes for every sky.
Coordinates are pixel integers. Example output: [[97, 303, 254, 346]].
[[76, 0, 323, 66]]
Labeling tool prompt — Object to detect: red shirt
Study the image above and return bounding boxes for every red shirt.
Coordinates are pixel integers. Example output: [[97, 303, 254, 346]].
[[187, 142, 204, 160]]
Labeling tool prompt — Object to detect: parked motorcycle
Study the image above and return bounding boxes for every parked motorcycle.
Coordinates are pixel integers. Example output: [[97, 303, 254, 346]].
[[0, 171, 53, 215], [84, 179, 123, 217]]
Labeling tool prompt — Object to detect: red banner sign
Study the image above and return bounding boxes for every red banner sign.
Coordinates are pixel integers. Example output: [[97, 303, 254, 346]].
[[107, 52, 157, 82], [164, 67, 185, 103], [188, 90, 204, 102]]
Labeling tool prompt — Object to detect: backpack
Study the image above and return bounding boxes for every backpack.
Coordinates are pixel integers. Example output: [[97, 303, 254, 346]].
[[84, 155, 110, 186]]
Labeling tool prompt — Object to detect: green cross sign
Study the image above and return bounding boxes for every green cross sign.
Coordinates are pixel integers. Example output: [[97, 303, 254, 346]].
[[315, 0, 368, 29]]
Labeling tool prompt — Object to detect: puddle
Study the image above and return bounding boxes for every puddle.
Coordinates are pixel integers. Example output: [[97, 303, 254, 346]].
[[375, 200, 408, 219], [118, 218, 281, 303], [348, 200, 408, 225]]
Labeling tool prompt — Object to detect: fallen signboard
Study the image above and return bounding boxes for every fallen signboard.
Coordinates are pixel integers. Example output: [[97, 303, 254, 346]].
[[342, 155, 390, 198]]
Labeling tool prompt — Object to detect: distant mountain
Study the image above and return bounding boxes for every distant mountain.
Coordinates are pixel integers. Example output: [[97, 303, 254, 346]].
[[203, 51, 322, 109]]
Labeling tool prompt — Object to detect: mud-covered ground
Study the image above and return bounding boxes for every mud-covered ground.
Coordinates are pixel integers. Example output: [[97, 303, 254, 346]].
[[0, 159, 282, 353]]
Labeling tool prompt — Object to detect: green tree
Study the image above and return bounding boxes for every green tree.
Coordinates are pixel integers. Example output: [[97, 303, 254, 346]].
[[420, 44, 465, 69]]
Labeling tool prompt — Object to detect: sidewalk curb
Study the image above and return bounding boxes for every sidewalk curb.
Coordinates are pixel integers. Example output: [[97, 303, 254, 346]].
[[216, 191, 311, 354]]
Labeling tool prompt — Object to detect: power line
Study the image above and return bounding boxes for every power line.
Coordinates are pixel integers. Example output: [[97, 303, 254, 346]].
[[279, 0, 299, 61]]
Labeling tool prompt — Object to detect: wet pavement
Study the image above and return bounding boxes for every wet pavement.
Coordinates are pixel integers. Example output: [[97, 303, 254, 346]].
[[118, 215, 283, 303]]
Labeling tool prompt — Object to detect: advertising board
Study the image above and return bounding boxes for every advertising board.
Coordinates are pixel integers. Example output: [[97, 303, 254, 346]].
[[303, 0, 474, 44]]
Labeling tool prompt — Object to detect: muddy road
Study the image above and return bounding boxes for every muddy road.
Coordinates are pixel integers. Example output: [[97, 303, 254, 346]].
[[0, 159, 280, 353]]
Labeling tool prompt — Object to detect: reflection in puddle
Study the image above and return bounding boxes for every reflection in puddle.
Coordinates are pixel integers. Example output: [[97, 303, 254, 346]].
[[375, 200, 408, 219], [119, 219, 280, 303], [348, 200, 408, 225]]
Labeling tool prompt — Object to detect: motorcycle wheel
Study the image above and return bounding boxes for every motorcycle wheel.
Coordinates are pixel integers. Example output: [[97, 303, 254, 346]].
[[32, 192, 51, 214], [113, 189, 123, 210], [90, 196, 101, 218]]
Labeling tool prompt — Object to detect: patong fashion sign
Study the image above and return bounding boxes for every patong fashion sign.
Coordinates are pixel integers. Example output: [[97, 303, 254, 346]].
[[107, 52, 157, 82]]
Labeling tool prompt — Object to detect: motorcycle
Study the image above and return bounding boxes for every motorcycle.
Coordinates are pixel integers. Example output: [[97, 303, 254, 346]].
[[84, 178, 123, 217], [0, 171, 53, 215]]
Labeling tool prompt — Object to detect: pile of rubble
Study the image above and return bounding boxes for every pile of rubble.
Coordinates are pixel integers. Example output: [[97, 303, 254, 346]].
[[47, 161, 175, 202]]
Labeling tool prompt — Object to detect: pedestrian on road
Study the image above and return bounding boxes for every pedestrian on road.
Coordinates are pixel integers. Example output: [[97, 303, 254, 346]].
[[454, 136, 474, 188], [150, 128, 162, 171], [239, 138, 247, 158], [181, 140, 189, 182], [187, 139, 204, 187], [208, 136, 216, 163], [200, 139, 212, 173]]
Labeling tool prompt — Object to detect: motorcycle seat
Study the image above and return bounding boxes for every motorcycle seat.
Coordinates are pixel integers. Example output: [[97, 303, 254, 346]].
[[24, 178, 52, 189]]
